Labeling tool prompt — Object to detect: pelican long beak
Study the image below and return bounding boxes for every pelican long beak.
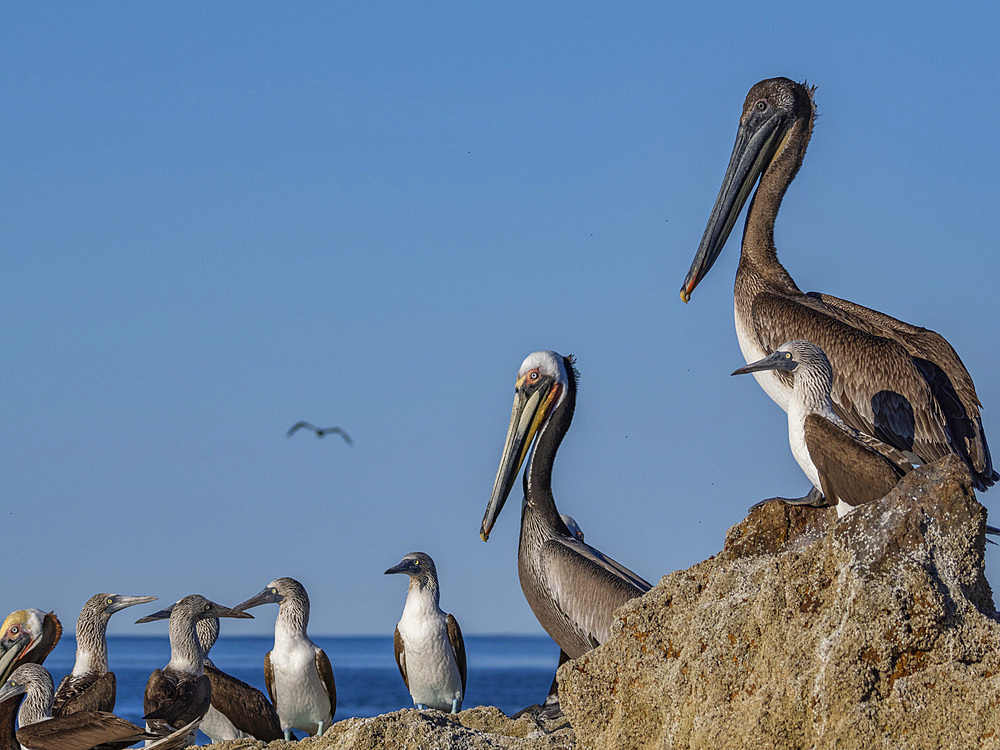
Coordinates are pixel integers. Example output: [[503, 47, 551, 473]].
[[232, 587, 284, 613], [680, 107, 789, 303], [0, 633, 30, 684], [480, 377, 560, 541], [732, 350, 796, 376]]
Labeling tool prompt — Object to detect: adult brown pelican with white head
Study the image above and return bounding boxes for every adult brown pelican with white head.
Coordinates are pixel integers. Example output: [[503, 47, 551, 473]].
[[481, 350, 651, 713], [0, 609, 62, 750], [681, 77, 996, 503]]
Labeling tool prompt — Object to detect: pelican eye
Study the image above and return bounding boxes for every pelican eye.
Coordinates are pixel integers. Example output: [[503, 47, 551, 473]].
[[9, 626, 18, 635], [755, 99, 767, 112], [529, 372, 539, 381]]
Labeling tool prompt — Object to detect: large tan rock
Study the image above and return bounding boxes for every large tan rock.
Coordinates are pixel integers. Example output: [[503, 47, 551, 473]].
[[204, 707, 573, 749], [559, 456, 1000, 749]]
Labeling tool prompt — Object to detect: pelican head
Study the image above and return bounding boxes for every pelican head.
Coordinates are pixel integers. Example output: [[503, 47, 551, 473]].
[[481, 350, 572, 542], [680, 77, 815, 303], [732, 339, 829, 377], [0, 610, 62, 684]]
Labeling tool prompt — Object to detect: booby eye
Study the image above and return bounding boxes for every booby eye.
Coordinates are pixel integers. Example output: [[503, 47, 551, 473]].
[[271, 588, 278, 595], [784, 352, 792, 359], [413, 559, 420, 566], [755, 99, 767, 112], [106, 598, 114, 605], [204, 603, 211, 611]]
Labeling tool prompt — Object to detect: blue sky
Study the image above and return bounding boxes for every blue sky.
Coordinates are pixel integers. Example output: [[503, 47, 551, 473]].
[[2, 3, 998, 637]]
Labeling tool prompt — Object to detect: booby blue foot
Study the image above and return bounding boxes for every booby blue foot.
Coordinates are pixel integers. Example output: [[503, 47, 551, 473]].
[[416, 703, 427, 710]]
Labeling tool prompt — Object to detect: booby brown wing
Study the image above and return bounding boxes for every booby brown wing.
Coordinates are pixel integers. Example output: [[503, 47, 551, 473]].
[[143, 669, 211, 733], [393, 627, 408, 690], [205, 664, 282, 741], [804, 414, 909, 509], [750, 292, 955, 466], [15, 711, 154, 750], [536, 537, 652, 657], [446, 615, 467, 694], [314, 649, 337, 719], [262, 651, 276, 706], [53, 671, 116, 715], [807, 290, 994, 483]]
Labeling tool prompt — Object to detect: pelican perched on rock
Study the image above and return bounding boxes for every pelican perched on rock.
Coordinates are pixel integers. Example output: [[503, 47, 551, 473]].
[[385, 552, 466, 713], [137, 604, 282, 742], [0, 663, 197, 750], [733, 340, 916, 517], [481, 351, 652, 711], [52, 593, 157, 717], [680, 77, 996, 501], [232, 578, 335, 740], [0, 609, 62, 750], [136, 595, 251, 743]]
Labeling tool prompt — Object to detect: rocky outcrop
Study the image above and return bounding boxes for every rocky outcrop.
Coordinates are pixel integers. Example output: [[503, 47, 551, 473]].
[[204, 707, 573, 749], [559, 456, 1000, 749]]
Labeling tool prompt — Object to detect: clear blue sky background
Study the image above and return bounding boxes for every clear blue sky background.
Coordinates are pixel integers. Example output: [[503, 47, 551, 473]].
[[3, 3, 998, 637]]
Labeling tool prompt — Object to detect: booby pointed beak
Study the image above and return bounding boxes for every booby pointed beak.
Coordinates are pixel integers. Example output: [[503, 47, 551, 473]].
[[732, 350, 797, 376], [680, 106, 790, 303], [0, 676, 27, 706], [232, 587, 284, 613], [108, 595, 158, 615], [384, 559, 420, 576], [135, 605, 173, 624], [480, 375, 561, 542], [208, 603, 254, 620]]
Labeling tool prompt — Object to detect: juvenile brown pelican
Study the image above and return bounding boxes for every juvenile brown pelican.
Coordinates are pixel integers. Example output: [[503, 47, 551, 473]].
[[52, 593, 157, 717], [734, 340, 915, 517], [232, 578, 335, 740], [0, 663, 197, 750], [681, 77, 996, 497], [136, 595, 251, 743], [481, 351, 652, 710], [286, 422, 353, 444], [0, 610, 62, 750], [137, 605, 282, 742], [385, 552, 466, 713]]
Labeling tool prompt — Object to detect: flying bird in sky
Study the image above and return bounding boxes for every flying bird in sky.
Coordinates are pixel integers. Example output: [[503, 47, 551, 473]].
[[286, 423, 353, 444]]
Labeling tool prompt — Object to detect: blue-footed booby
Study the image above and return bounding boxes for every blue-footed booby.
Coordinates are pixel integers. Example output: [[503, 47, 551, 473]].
[[52, 593, 157, 717], [0, 610, 62, 750], [385, 552, 467, 713], [0, 663, 197, 750], [481, 351, 652, 712], [680, 77, 996, 498], [232, 578, 335, 740], [734, 340, 915, 517], [286, 422, 353, 444], [136, 595, 251, 743], [141, 604, 281, 741], [137, 604, 281, 742]]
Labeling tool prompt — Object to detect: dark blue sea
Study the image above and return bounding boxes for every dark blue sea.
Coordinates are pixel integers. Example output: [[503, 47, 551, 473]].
[[41, 635, 559, 743]]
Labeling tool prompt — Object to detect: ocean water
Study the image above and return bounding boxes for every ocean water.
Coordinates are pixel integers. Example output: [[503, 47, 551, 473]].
[[40, 635, 560, 742]]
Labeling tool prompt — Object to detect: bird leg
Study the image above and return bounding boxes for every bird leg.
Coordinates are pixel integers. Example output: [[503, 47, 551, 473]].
[[451, 698, 460, 714], [416, 703, 427, 710], [316, 720, 326, 735], [748, 486, 828, 512], [284, 729, 293, 741]]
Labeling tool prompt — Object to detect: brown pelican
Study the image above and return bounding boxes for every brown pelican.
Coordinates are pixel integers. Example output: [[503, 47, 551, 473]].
[[481, 351, 652, 711], [385, 552, 466, 713], [733, 340, 916, 517], [0, 610, 62, 750], [232, 577, 336, 740], [559, 514, 584, 542], [680, 77, 996, 500], [286, 422, 353, 444], [136, 595, 251, 742], [51, 593, 157, 717], [0, 663, 197, 750], [137, 604, 282, 742]]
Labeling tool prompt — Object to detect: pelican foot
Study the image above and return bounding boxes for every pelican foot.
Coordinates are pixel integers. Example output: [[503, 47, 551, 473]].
[[748, 486, 827, 513]]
